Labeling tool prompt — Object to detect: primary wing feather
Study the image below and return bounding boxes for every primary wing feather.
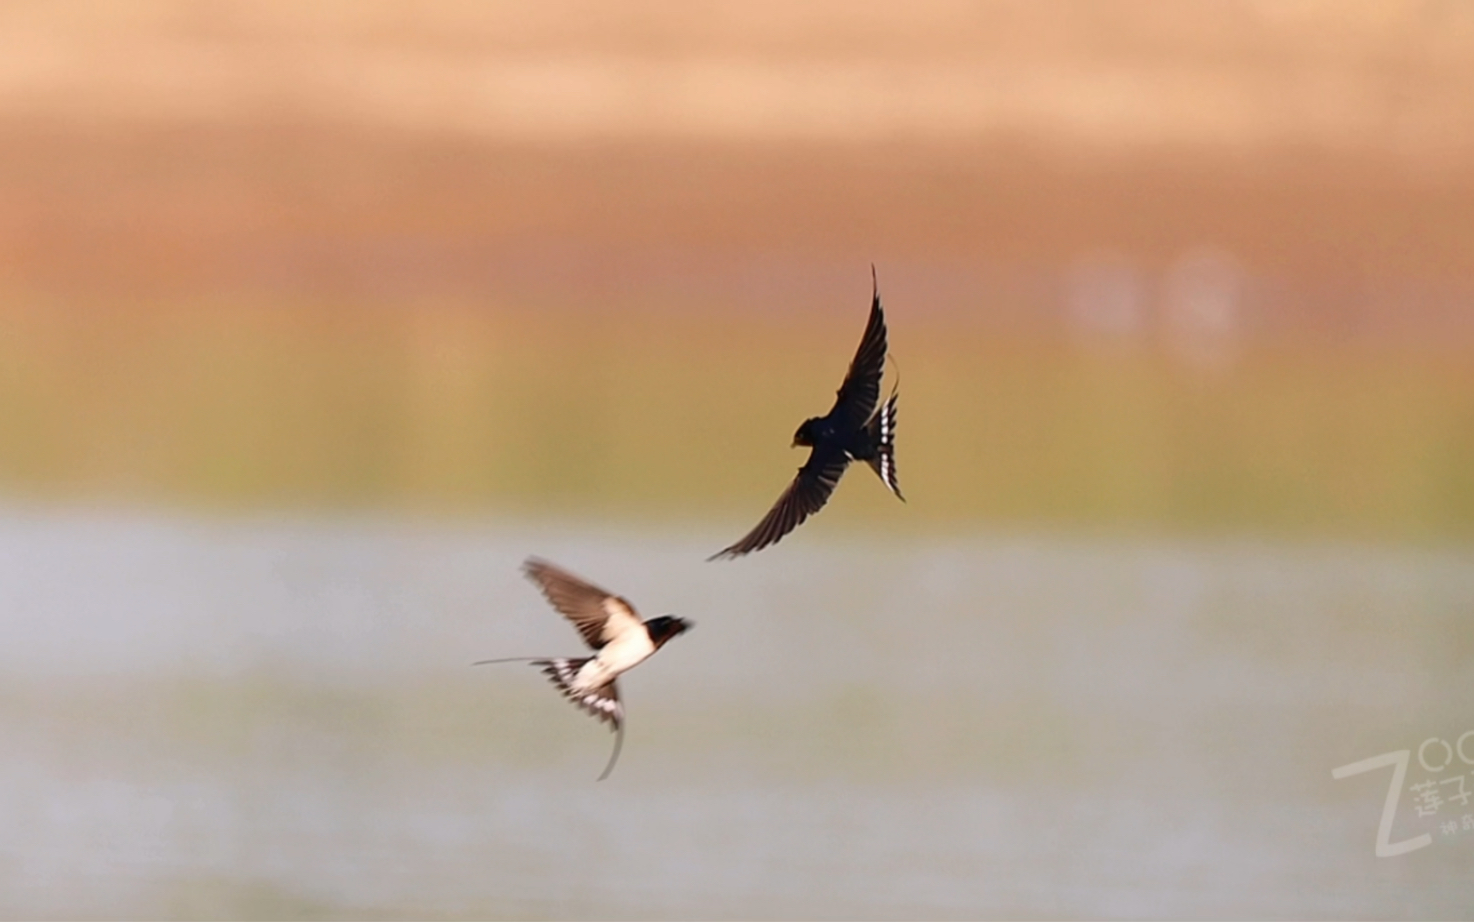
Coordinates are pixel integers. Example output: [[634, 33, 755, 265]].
[[522, 558, 643, 650], [709, 448, 850, 559], [827, 272, 889, 430]]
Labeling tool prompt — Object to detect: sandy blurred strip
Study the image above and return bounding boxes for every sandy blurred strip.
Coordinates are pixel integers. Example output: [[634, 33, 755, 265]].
[[0, 1, 1471, 165]]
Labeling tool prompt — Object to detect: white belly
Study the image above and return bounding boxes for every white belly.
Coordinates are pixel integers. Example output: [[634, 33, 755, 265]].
[[572, 630, 655, 691]]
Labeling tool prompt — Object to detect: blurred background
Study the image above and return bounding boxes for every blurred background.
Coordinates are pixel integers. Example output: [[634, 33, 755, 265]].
[[1, 1, 1472, 918]]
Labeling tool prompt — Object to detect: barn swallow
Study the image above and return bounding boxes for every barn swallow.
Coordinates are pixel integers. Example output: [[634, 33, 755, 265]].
[[710, 267, 903, 560], [475, 557, 691, 780]]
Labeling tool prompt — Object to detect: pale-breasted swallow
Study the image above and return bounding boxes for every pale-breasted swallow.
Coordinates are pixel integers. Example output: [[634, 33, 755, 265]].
[[475, 557, 691, 780]]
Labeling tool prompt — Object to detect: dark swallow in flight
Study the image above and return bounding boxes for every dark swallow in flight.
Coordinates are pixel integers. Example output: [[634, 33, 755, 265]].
[[474, 557, 691, 780], [710, 267, 903, 560]]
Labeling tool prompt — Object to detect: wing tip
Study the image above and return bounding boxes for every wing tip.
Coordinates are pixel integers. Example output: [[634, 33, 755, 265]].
[[709, 537, 759, 561]]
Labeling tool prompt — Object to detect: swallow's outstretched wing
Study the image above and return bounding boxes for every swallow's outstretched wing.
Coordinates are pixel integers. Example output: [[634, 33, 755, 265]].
[[827, 266, 889, 430], [708, 446, 851, 560], [522, 558, 644, 651]]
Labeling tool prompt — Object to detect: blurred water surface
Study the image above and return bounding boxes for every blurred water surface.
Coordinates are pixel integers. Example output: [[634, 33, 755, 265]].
[[0, 508, 1469, 918]]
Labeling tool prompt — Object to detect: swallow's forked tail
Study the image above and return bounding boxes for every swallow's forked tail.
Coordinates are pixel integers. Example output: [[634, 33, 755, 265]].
[[532, 657, 617, 724], [865, 391, 903, 501], [472, 655, 625, 780]]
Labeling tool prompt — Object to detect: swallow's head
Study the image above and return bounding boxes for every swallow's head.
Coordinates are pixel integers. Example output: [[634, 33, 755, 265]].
[[644, 615, 692, 648], [792, 417, 821, 448]]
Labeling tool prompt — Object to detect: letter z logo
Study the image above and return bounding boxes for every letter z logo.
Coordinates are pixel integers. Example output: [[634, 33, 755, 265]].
[[1332, 750, 1433, 858]]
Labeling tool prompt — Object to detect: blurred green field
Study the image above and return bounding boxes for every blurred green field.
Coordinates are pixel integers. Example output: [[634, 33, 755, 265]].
[[2, 295, 1469, 540]]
